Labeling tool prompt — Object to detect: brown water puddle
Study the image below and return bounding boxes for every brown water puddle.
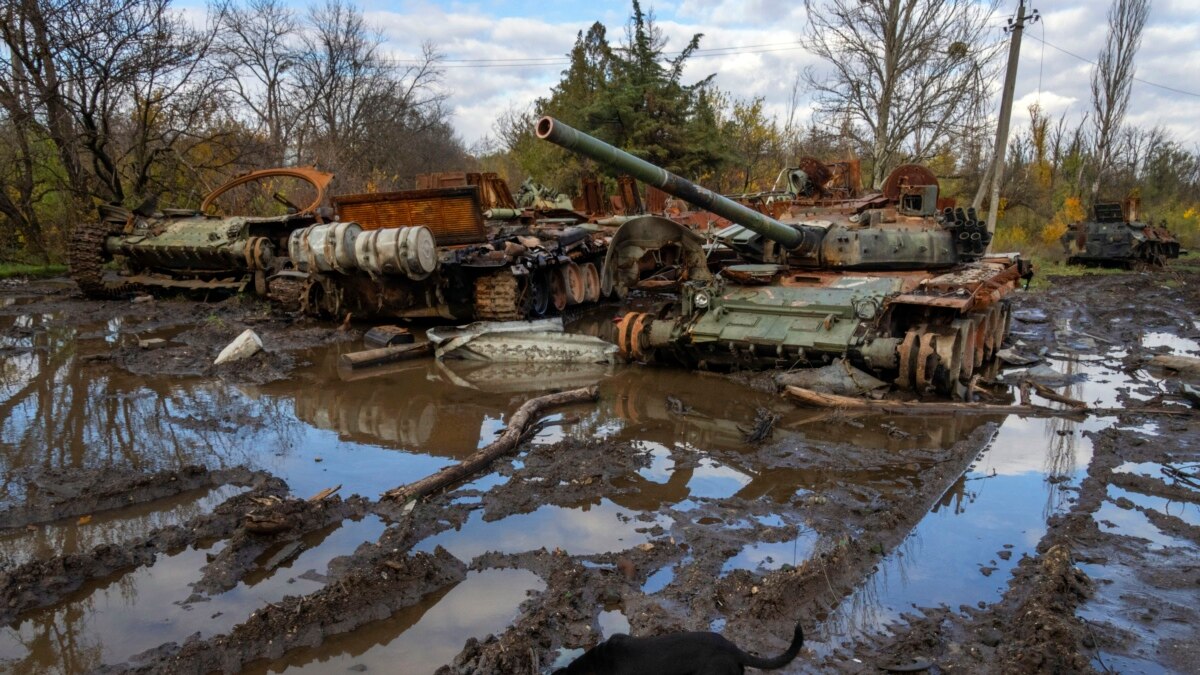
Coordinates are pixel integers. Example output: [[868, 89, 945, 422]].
[[0, 302, 1179, 673]]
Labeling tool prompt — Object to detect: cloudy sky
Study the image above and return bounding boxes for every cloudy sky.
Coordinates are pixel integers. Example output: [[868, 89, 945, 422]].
[[196, 0, 1200, 149]]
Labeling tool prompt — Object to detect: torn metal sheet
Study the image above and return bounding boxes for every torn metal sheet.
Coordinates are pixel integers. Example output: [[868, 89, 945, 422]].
[[997, 347, 1042, 366], [428, 318, 617, 363]]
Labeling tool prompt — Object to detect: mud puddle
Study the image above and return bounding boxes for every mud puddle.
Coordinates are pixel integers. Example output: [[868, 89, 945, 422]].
[[0, 515, 386, 672], [0, 483, 245, 567], [3, 272, 1199, 673], [248, 568, 544, 674]]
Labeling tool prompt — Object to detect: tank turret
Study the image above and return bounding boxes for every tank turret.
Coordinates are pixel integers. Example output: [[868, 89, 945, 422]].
[[536, 117, 991, 272]]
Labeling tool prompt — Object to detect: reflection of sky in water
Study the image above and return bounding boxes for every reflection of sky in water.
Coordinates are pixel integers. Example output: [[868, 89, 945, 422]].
[[261, 421, 455, 500], [633, 442, 751, 500], [414, 499, 669, 561], [1141, 331, 1200, 354], [721, 532, 817, 575], [598, 609, 630, 638], [265, 568, 543, 674], [0, 515, 386, 672], [642, 564, 676, 594], [823, 411, 1089, 644], [687, 458, 752, 500], [636, 441, 674, 482], [1095, 497, 1199, 550], [1107, 484, 1200, 528]]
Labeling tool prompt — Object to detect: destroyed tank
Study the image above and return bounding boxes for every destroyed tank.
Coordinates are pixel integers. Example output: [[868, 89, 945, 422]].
[[71, 167, 610, 322], [536, 116, 1032, 397], [1061, 199, 1182, 268], [292, 172, 610, 321], [70, 167, 334, 299]]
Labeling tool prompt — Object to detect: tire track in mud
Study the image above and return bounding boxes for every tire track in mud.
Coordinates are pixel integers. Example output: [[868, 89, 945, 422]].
[[103, 513, 472, 674], [0, 465, 268, 531], [422, 422, 1005, 673], [1, 470, 288, 626]]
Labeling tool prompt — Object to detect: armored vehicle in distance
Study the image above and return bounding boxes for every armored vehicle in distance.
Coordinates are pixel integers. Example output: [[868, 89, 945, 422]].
[[1061, 200, 1182, 268]]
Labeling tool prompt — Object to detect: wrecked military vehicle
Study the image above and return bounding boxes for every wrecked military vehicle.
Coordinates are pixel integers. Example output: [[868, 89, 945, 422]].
[[71, 169, 611, 321], [1061, 199, 1182, 268], [70, 167, 334, 299], [537, 116, 1032, 397]]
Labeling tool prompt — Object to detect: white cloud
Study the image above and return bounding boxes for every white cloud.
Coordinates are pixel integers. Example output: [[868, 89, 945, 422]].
[[188, 0, 1200, 148]]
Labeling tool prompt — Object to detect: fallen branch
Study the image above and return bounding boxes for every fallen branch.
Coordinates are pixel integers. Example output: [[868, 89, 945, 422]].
[[338, 341, 433, 370], [1028, 381, 1088, 409], [383, 385, 600, 503], [784, 386, 1192, 418]]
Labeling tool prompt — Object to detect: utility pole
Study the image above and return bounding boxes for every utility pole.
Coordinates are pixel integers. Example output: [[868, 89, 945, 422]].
[[983, 1, 1039, 245]]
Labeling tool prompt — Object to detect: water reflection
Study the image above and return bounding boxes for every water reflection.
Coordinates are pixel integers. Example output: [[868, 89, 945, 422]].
[[0, 516, 386, 674], [0, 485, 244, 568], [0, 314, 302, 503], [819, 411, 1093, 647], [250, 568, 544, 674], [414, 499, 670, 561]]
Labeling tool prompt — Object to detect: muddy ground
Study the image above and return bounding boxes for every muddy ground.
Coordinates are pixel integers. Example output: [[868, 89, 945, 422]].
[[0, 265, 1197, 674]]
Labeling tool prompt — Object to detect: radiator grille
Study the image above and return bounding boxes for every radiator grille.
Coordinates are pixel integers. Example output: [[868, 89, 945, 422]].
[[334, 187, 487, 246]]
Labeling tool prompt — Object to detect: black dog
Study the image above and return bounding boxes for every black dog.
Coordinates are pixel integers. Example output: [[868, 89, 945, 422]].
[[552, 622, 804, 675]]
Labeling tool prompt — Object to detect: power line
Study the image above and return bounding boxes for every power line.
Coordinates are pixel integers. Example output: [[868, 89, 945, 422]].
[[1026, 33, 1200, 98], [428, 40, 802, 63], [384, 41, 806, 69]]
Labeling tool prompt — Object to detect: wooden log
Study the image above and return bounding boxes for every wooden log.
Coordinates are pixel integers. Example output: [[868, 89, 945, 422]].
[[383, 385, 600, 503], [1028, 380, 1088, 409], [338, 341, 433, 370], [783, 385, 1191, 418]]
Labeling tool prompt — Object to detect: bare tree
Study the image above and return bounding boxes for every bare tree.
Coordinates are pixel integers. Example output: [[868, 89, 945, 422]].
[[0, 0, 226, 207], [802, 0, 1002, 188], [1089, 0, 1150, 200], [214, 0, 304, 165], [292, 0, 453, 189]]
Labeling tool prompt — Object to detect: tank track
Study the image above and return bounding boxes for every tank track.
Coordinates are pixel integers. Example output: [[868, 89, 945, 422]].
[[68, 219, 137, 299], [473, 272, 525, 321]]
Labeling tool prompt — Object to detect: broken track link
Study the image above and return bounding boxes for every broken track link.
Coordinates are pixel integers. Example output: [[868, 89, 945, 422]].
[[473, 272, 527, 321], [69, 219, 140, 299]]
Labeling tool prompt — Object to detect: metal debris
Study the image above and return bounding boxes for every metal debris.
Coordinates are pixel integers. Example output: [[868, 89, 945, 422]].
[[428, 318, 617, 364]]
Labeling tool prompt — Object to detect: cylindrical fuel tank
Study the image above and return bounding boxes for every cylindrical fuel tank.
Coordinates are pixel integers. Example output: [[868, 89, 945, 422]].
[[289, 221, 361, 273], [353, 226, 438, 280]]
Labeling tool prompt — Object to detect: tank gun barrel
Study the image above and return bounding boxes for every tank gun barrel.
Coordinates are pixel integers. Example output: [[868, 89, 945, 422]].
[[535, 117, 805, 250]]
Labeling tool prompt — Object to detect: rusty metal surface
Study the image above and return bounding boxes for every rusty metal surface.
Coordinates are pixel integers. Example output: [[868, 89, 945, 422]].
[[334, 187, 488, 246], [200, 166, 333, 216], [616, 176, 644, 216], [580, 176, 606, 215], [880, 164, 938, 201]]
